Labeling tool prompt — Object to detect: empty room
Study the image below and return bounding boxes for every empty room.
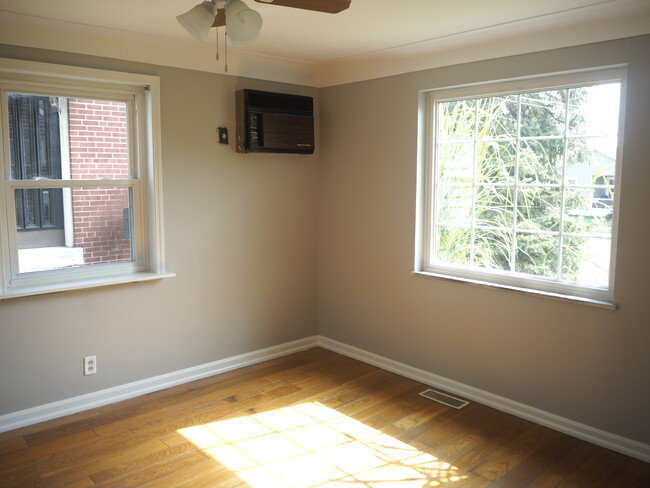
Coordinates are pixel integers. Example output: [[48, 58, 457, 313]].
[[0, 1, 649, 486]]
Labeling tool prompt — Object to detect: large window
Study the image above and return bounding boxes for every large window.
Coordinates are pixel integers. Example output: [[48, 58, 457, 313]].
[[0, 59, 170, 299], [417, 68, 625, 305]]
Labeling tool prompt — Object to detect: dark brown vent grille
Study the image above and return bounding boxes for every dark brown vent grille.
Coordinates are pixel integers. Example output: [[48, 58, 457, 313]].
[[245, 90, 313, 114]]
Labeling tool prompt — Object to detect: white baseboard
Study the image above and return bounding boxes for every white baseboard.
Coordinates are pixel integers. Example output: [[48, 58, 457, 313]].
[[316, 336, 650, 463], [2, 333, 648, 463], [0, 336, 319, 434]]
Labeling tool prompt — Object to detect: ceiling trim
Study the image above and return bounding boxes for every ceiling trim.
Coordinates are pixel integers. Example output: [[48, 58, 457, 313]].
[[0, 10, 320, 87], [316, 0, 650, 86], [1, 0, 649, 88]]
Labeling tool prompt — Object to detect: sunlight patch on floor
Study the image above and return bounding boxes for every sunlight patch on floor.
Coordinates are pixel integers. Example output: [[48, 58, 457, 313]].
[[179, 402, 466, 487]]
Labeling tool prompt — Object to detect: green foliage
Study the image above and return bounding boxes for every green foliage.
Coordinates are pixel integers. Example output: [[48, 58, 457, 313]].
[[436, 88, 607, 281]]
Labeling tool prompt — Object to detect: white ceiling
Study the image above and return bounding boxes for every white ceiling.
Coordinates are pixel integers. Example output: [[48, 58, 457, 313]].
[[0, 0, 649, 87]]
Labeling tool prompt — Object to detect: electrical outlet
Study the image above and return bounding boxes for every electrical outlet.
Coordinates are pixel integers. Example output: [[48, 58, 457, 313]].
[[83, 355, 97, 376]]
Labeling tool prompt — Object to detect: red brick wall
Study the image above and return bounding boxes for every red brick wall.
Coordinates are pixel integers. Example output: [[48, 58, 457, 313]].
[[68, 99, 132, 265]]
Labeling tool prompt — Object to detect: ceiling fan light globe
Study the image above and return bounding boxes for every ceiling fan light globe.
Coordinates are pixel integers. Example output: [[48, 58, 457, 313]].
[[225, 0, 263, 42], [177, 1, 218, 43]]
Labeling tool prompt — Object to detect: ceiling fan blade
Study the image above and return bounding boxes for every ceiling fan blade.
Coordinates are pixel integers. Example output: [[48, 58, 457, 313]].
[[212, 8, 225, 27], [254, 0, 350, 14]]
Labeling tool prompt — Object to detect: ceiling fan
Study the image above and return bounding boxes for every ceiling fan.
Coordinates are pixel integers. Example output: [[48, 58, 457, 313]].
[[177, 0, 351, 44]]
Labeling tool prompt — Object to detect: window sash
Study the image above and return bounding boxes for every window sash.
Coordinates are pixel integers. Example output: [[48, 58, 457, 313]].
[[419, 67, 626, 303], [4, 181, 144, 283], [2, 88, 138, 182], [0, 59, 165, 298]]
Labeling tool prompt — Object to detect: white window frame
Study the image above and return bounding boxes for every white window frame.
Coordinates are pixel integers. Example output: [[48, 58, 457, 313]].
[[415, 67, 626, 308], [0, 58, 173, 299]]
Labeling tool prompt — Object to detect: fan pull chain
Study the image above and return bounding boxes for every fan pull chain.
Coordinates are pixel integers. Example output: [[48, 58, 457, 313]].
[[215, 25, 220, 61], [224, 26, 229, 73]]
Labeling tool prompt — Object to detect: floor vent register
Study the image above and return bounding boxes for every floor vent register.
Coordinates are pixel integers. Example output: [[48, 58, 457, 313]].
[[419, 388, 470, 409]]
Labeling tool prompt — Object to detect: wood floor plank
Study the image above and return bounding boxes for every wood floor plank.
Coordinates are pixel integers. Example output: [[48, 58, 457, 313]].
[[546, 441, 601, 478], [97, 373, 291, 436], [452, 415, 532, 474], [469, 424, 558, 482], [160, 432, 191, 448], [64, 478, 96, 488], [600, 456, 650, 487], [93, 379, 261, 436], [555, 447, 629, 488], [94, 347, 327, 417], [336, 375, 421, 418], [0, 408, 102, 444], [433, 431, 493, 466], [101, 354, 362, 439], [416, 415, 469, 450], [138, 456, 225, 488], [96, 448, 208, 487], [27, 430, 159, 477], [81, 348, 329, 437], [0, 348, 646, 488], [34, 439, 169, 481], [424, 405, 506, 463], [384, 403, 447, 437], [525, 471, 564, 488], [245, 363, 381, 415], [90, 442, 198, 484], [0, 464, 40, 488], [394, 402, 483, 449], [259, 350, 361, 384], [0, 435, 28, 455], [0, 429, 100, 475], [172, 465, 244, 488], [318, 369, 396, 409], [485, 431, 580, 488]]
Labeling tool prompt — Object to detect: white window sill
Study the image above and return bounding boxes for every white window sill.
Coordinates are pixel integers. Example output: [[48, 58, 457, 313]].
[[0, 271, 176, 300], [412, 271, 617, 310]]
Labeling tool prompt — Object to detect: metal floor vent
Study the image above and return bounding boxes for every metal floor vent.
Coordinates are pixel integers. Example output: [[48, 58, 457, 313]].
[[419, 389, 469, 409]]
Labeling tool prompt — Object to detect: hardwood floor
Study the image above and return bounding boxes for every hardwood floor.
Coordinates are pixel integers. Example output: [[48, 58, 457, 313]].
[[1, 348, 648, 487]]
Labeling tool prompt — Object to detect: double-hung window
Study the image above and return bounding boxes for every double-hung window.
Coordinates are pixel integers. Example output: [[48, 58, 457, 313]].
[[0, 59, 169, 299], [417, 68, 625, 305]]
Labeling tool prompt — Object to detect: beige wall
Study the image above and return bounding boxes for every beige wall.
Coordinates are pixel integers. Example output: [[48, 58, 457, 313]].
[[0, 46, 320, 414], [318, 35, 650, 445]]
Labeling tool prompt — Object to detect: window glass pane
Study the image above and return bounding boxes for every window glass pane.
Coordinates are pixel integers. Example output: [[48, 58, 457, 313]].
[[565, 137, 617, 185], [476, 95, 518, 139], [15, 187, 134, 273], [477, 141, 516, 184], [514, 232, 559, 279], [437, 142, 474, 183], [14, 188, 64, 231], [518, 139, 564, 184], [520, 89, 566, 137], [68, 98, 130, 180], [474, 228, 512, 271], [568, 83, 620, 136], [7, 93, 130, 181], [436, 184, 473, 225], [438, 99, 475, 141], [435, 226, 472, 266], [561, 236, 610, 287], [516, 186, 562, 232], [563, 188, 612, 236], [475, 185, 514, 228], [8, 94, 62, 180]]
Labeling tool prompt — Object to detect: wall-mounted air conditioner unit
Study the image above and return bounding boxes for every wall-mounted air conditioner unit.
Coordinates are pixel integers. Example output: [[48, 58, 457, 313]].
[[235, 89, 314, 154]]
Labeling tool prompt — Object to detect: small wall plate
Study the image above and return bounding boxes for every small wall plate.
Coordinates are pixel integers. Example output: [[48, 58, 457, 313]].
[[217, 127, 229, 144]]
